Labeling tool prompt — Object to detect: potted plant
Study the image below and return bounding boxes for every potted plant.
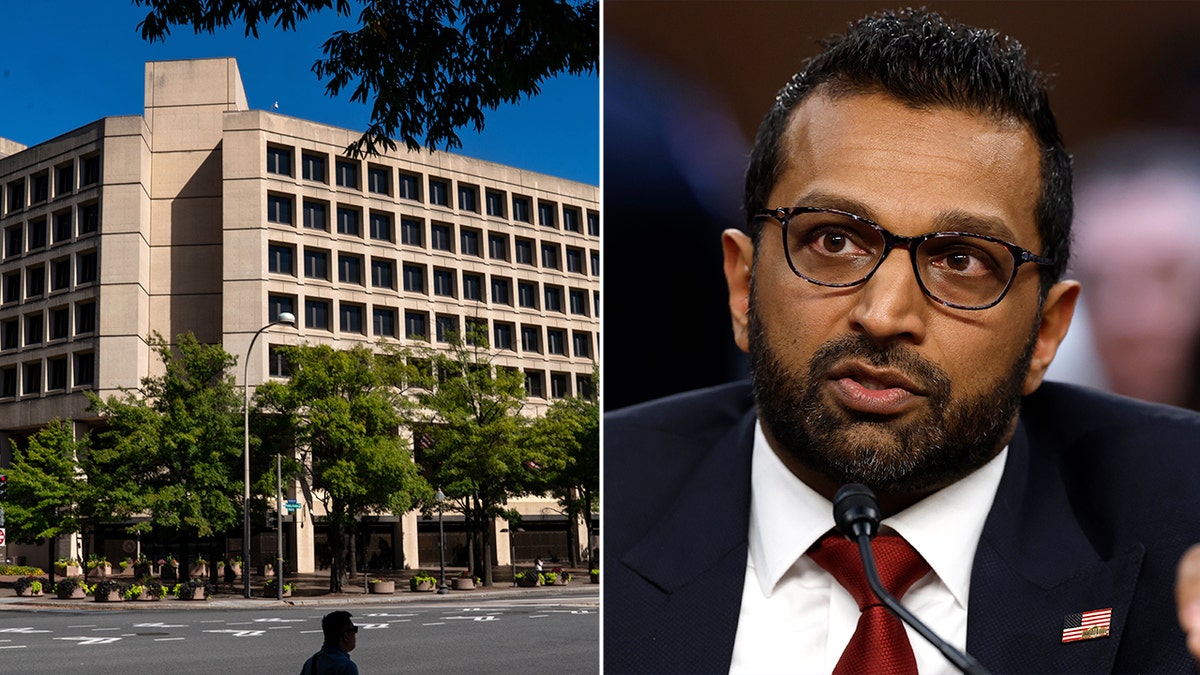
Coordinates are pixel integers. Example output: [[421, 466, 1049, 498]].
[[92, 579, 125, 602], [174, 578, 213, 601], [189, 556, 209, 578], [135, 579, 167, 601], [87, 554, 113, 578], [515, 570, 543, 587], [159, 554, 179, 582], [409, 571, 437, 592], [589, 568, 599, 584], [369, 578, 396, 594], [452, 570, 478, 590], [221, 554, 243, 580], [13, 576, 45, 597], [55, 577, 91, 600], [55, 557, 82, 577], [132, 554, 153, 579], [547, 566, 571, 586], [263, 579, 295, 598]]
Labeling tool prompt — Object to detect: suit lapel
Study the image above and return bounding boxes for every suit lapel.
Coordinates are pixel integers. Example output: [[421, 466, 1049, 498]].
[[619, 407, 756, 672], [967, 420, 1144, 674]]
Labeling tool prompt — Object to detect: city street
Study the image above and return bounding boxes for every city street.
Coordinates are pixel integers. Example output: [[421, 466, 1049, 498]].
[[0, 593, 598, 674]]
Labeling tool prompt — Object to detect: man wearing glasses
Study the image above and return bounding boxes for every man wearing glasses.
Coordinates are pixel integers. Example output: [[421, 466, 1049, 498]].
[[300, 611, 359, 674], [605, 8, 1200, 674]]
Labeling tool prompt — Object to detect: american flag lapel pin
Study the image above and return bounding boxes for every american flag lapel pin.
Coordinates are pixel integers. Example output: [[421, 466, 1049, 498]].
[[1062, 607, 1112, 643]]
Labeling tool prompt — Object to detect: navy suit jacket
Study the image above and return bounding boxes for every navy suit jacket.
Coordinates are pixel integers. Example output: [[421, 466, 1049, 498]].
[[604, 381, 1200, 673]]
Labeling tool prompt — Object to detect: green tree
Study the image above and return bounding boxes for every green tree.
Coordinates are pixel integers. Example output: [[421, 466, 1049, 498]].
[[411, 327, 567, 586], [133, 0, 598, 155], [87, 333, 245, 568], [540, 379, 598, 568], [255, 343, 429, 593], [4, 419, 91, 580]]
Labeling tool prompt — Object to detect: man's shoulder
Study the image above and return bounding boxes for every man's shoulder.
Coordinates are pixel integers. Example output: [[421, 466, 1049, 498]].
[[606, 380, 755, 440], [1025, 380, 1200, 441]]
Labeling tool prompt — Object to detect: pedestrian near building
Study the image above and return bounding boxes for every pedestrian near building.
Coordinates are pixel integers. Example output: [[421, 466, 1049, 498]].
[[300, 611, 359, 675]]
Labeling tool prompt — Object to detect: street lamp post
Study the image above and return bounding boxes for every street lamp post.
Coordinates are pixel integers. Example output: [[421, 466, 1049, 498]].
[[435, 488, 449, 594], [243, 312, 295, 599]]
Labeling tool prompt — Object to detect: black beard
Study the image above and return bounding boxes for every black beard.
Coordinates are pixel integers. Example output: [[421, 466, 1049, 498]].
[[747, 303, 1036, 494]]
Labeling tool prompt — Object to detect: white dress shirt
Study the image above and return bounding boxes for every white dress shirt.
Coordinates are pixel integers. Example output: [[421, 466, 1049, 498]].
[[729, 421, 1007, 674]]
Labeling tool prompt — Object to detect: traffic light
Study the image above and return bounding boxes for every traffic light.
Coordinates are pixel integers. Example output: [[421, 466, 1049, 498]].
[[0, 474, 6, 500]]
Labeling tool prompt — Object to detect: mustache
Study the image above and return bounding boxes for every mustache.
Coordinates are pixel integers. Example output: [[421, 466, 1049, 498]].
[[807, 334, 951, 396]]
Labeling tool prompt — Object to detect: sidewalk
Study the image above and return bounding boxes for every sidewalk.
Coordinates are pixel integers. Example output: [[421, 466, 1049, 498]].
[[0, 569, 600, 611]]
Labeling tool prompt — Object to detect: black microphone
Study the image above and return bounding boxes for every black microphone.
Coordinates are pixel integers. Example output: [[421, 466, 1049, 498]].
[[832, 483, 989, 675]]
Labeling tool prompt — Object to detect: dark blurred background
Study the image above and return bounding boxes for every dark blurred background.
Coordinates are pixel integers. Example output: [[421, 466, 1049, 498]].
[[603, 0, 1200, 412]]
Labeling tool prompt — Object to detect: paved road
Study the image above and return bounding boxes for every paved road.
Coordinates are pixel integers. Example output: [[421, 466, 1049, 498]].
[[0, 594, 598, 674]]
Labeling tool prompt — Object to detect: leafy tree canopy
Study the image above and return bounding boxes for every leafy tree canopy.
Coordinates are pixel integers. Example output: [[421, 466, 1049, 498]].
[[4, 420, 90, 543], [133, 0, 598, 155]]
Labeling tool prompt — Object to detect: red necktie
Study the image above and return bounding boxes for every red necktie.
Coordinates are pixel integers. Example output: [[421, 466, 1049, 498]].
[[808, 533, 931, 675]]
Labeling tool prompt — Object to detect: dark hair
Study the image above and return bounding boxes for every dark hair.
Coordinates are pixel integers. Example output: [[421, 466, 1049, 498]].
[[743, 8, 1072, 291], [322, 610, 356, 644]]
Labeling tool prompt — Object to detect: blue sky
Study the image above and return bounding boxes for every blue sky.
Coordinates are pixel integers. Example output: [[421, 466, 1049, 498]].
[[0, 2, 598, 185]]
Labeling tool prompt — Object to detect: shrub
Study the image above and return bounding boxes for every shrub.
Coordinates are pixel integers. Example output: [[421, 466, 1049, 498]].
[[13, 576, 47, 594], [92, 579, 125, 600], [0, 565, 46, 576]]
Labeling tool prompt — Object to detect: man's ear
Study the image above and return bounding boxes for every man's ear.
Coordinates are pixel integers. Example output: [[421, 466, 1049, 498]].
[[1024, 279, 1081, 394], [723, 229, 755, 354]]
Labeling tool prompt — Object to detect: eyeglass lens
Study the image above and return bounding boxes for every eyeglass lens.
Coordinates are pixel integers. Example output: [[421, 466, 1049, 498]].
[[784, 210, 1018, 308]]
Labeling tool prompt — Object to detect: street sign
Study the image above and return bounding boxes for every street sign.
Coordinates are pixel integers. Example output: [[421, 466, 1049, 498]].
[[0, 527, 6, 545], [285, 500, 301, 512]]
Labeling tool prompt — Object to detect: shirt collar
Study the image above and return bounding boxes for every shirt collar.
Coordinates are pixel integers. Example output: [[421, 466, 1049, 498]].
[[748, 419, 1007, 608]]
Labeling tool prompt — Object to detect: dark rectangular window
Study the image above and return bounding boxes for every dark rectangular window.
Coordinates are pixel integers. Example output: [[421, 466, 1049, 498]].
[[520, 325, 540, 353], [76, 301, 96, 334], [6, 226, 22, 258], [336, 161, 359, 189], [7, 180, 25, 212], [587, 211, 599, 236], [268, 295, 295, 323], [465, 318, 488, 346], [463, 273, 483, 301], [429, 178, 449, 206], [81, 155, 101, 186], [28, 218, 46, 250], [80, 202, 99, 234], [371, 258, 395, 289], [491, 277, 511, 305], [524, 370, 544, 398], [268, 243, 295, 275], [340, 303, 365, 334], [566, 247, 584, 273], [373, 307, 397, 337], [570, 289, 589, 316], [77, 252, 97, 284], [336, 207, 360, 236], [302, 153, 326, 182], [493, 322, 514, 350], [267, 194, 292, 224], [267, 146, 292, 176], [338, 254, 363, 285], [50, 307, 70, 340], [513, 196, 531, 223], [3, 272, 19, 303], [51, 258, 71, 291], [74, 353, 95, 387], [399, 172, 420, 201], [1, 319, 17, 350], [405, 311, 428, 340], [23, 362, 41, 395], [591, 250, 600, 276], [400, 218, 423, 246], [54, 211, 73, 242], [488, 234, 508, 261], [551, 372, 570, 398], [515, 238, 534, 265], [595, 290, 600, 318], [460, 228, 481, 257], [435, 314, 459, 342], [518, 281, 538, 309], [402, 264, 425, 293], [486, 190, 505, 217], [56, 163, 74, 196], [573, 331, 592, 359], [26, 266, 45, 298], [538, 201, 556, 228], [304, 249, 329, 280], [541, 243, 560, 270], [47, 356, 67, 390], [367, 166, 390, 195], [0, 365, 15, 397], [544, 285, 564, 313], [370, 212, 394, 242], [31, 172, 49, 204], [563, 207, 581, 232], [305, 299, 331, 330], [269, 345, 292, 377], [431, 224, 452, 251], [458, 185, 478, 212], [547, 329, 566, 355], [433, 269, 455, 297], [303, 201, 328, 231], [25, 313, 43, 345]]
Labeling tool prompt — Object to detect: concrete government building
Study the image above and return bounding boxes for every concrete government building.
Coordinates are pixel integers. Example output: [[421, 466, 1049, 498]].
[[0, 58, 599, 575]]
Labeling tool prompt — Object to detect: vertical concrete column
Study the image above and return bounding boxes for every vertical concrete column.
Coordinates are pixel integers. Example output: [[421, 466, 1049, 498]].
[[400, 510, 420, 570]]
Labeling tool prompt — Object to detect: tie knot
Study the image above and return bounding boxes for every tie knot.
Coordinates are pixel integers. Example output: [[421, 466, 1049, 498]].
[[809, 532, 931, 610]]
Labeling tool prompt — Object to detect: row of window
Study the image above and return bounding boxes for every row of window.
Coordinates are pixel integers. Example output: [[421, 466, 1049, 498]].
[[3, 154, 101, 216], [1, 250, 99, 304], [266, 195, 599, 274], [3, 201, 99, 258], [265, 145, 599, 235], [0, 351, 95, 398], [266, 294, 596, 358], [0, 301, 97, 351]]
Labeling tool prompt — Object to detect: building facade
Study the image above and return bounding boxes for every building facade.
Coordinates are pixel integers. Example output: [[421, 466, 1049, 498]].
[[0, 58, 598, 574]]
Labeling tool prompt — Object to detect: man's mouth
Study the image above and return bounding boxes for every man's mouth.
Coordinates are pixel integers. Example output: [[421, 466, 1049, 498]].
[[827, 363, 926, 415]]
